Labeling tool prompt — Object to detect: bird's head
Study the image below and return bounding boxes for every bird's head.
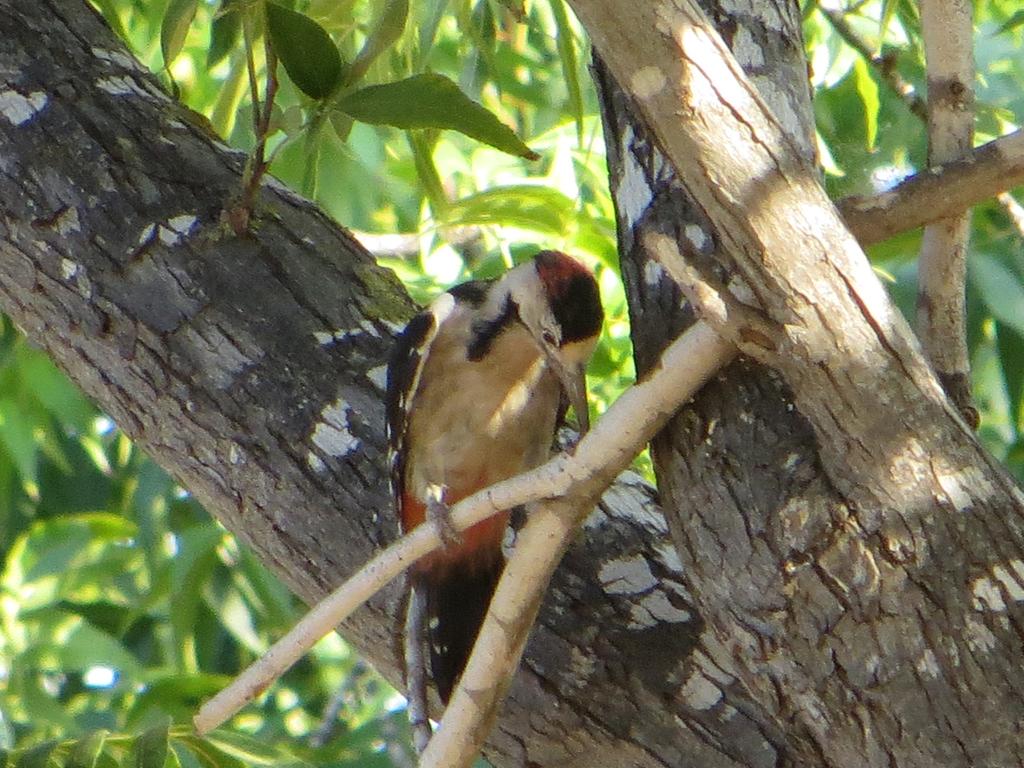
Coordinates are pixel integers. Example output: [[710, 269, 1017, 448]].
[[505, 250, 603, 433]]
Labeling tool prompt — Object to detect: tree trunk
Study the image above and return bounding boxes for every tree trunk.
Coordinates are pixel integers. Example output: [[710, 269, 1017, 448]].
[[585, 0, 1024, 765]]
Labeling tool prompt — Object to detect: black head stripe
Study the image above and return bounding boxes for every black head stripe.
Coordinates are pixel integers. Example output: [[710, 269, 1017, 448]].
[[467, 295, 519, 361], [552, 273, 603, 344], [448, 279, 490, 306]]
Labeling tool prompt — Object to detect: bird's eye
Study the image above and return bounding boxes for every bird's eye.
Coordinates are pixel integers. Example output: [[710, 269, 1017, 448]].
[[542, 330, 557, 347]]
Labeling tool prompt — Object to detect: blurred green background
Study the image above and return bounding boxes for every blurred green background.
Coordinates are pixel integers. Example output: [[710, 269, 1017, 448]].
[[2, 0, 1024, 765]]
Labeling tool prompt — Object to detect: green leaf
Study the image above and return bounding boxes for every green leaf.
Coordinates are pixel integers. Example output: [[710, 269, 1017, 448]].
[[878, 0, 899, 49], [54, 616, 142, 675], [0, 397, 39, 499], [68, 731, 108, 768], [18, 349, 95, 432], [408, 131, 448, 214], [994, 9, 1024, 36], [91, 0, 130, 43], [413, 0, 448, 70], [174, 738, 245, 768], [201, 731, 295, 766], [972, 253, 1024, 339], [852, 57, 879, 151], [14, 740, 59, 768], [265, 3, 343, 99], [338, 74, 538, 159], [443, 185, 569, 233], [127, 674, 232, 728], [129, 721, 169, 768], [347, 0, 409, 86], [168, 523, 222, 667], [550, 0, 584, 142], [161, 0, 199, 68], [207, 4, 241, 69], [996, 322, 1024, 430]]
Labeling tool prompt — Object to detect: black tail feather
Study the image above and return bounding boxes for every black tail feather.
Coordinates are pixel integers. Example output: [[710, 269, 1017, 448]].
[[426, 559, 503, 702]]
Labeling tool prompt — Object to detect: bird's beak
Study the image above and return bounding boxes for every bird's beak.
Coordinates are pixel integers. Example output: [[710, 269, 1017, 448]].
[[549, 357, 590, 435]]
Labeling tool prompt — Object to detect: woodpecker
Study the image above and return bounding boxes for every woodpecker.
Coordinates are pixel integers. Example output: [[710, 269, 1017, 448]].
[[386, 250, 603, 706]]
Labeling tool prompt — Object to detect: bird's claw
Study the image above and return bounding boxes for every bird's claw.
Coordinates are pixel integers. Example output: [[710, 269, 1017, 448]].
[[427, 495, 462, 547]]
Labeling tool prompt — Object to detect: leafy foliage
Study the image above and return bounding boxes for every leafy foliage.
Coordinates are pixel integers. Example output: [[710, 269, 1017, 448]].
[[3, 0, 1024, 765]]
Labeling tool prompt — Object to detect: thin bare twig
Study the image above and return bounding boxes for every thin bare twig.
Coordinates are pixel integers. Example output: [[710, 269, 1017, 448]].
[[998, 192, 1024, 239], [817, 3, 927, 120]]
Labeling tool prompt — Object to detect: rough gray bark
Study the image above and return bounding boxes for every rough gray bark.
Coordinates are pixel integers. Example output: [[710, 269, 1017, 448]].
[[0, 4, 769, 767], [586, 0, 1024, 766]]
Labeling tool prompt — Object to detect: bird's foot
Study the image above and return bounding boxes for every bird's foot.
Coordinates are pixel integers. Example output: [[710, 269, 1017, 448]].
[[426, 485, 462, 547]]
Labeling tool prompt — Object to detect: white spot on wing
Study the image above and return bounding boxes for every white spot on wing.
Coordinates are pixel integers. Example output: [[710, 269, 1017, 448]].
[[644, 259, 665, 286]]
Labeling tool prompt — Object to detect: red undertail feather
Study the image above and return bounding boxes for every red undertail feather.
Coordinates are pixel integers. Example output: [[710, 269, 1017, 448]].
[[401, 490, 508, 702]]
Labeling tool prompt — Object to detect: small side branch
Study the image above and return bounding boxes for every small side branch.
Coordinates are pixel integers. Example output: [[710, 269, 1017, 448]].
[[818, 3, 927, 121], [837, 130, 1024, 246], [998, 192, 1024, 239], [917, 0, 976, 426], [417, 500, 580, 768]]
